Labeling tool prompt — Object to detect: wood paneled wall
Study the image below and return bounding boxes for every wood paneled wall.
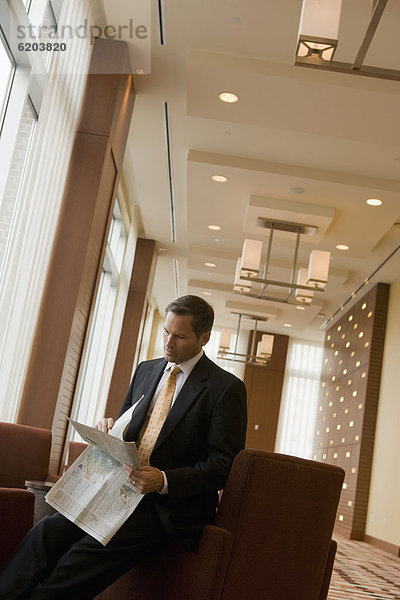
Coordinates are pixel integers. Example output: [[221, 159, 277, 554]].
[[18, 39, 135, 473], [244, 332, 289, 451], [313, 283, 390, 539]]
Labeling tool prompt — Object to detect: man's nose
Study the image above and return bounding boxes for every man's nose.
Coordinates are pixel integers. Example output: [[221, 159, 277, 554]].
[[165, 335, 174, 347]]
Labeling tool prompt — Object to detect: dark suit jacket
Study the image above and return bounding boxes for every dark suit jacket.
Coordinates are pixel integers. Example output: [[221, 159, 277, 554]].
[[117, 354, 247, 551]]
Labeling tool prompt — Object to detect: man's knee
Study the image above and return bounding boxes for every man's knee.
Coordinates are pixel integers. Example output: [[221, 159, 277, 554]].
[[28, 512, 85, 551]]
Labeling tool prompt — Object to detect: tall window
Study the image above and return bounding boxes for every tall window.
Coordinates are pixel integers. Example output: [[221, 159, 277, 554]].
[[72, 202, 128, 432], [0, 96, 37, 272], [275, 339, 323, 459], [0, 1, 59, 275], [0, 0, 94, 424]]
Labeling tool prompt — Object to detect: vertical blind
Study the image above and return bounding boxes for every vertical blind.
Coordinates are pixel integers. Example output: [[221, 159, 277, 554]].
[[275, 339, 323, 459]]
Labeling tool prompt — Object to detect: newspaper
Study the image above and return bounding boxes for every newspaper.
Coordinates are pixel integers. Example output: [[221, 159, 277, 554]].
[[45, 403, 144, 545]]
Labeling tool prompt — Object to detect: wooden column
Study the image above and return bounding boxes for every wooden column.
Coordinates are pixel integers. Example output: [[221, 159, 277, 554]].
[[104, 238, 157, 418], [244, 333, 289, 451], [18, 39, 135, 469]]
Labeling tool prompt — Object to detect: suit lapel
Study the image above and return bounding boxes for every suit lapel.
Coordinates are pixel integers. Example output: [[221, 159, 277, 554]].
[[152, 355, 210, 452], [124, 359, 166, 441]]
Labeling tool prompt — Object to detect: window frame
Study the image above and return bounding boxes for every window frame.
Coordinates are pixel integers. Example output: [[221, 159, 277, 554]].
[[0, 27, 16, 135]]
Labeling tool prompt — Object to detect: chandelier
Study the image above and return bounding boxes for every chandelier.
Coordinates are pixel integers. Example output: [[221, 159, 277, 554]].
[[233, 219, 330, 306], [217, 312, 274, 366]]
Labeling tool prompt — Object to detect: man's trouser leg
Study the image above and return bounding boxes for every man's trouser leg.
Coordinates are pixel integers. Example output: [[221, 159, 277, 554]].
[[0, 496, 168, 600]]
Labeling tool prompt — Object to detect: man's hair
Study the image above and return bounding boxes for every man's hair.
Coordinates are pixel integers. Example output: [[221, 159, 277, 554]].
[[165, 295, 214, 338]]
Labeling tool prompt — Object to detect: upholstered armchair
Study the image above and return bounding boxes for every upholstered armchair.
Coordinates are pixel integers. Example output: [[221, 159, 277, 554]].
[[0, 422, 52, 568], [96, 449, 345, 600]]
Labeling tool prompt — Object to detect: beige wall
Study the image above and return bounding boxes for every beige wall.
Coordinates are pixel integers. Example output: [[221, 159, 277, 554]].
[[366, 276, 400, 545]]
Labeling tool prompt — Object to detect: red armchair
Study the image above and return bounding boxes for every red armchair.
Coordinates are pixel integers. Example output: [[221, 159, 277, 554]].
[[96, 449, 345, 600], [0, 422, 52, 568]]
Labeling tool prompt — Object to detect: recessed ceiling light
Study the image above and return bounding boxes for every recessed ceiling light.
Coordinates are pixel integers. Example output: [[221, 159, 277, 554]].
[[296, 305, 306, 311], [204, 262, 216, 268], [208, 225, 221, 231], [219, 91, 239, 103], [283, 323, 292, 327], [366, 198, 383, 206], [203, 291, 212, 296], [336, 244, 350, 251], [289, 186, 305, 194], [211, 175, 228, 183]]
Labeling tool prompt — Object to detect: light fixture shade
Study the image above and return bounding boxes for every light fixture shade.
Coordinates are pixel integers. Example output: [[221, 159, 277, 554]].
[[297, 0, 342, 61], [219, 329, 232, 350], [240, 239, 262, 278], [299, 0, 342, 40], [296, 37, 337, 61], [295, 268, 314, 304], [255, 341, 265, 363], [259, 334, 274, 356], [234, 258, 251, 293], [307, 250, 330, 289]]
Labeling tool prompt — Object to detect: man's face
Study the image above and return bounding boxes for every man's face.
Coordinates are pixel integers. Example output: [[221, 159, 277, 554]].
[[163, 312, 210, 364]]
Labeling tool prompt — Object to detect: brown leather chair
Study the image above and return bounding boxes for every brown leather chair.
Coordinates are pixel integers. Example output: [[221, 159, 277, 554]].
[[96, 449, 345, 600], [65, 440, 89, 470], [0, 422, 52, 568]]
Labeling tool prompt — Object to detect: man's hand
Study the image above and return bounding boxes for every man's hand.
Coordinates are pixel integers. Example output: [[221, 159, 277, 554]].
[[124, 465, 164, 494], [95, 417, 114, 433]]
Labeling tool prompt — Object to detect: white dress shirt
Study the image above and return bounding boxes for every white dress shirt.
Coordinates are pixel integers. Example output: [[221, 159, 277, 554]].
[[149, 348, 204, 411]]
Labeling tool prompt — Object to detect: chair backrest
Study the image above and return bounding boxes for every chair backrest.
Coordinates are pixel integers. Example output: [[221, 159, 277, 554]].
[[0, 422, 52, 488], [214, 449, 345, 600]]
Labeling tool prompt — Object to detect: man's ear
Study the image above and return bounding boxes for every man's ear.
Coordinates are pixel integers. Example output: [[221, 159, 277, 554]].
[[200, 331, 211, 346]]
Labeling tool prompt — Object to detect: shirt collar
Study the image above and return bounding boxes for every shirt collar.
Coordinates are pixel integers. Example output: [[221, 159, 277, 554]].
[[166, 348, 204, 377]]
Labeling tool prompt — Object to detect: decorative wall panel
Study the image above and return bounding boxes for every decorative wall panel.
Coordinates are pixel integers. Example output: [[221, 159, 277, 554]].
[[313, 283, 390, 539]]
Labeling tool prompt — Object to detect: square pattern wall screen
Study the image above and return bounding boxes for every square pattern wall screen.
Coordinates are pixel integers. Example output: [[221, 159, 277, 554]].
[[313, 283, 389, 539]]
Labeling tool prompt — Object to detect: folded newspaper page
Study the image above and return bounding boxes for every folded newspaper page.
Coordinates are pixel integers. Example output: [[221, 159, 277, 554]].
[[67, 419, 142, 468], [45, 404, 144, 545]]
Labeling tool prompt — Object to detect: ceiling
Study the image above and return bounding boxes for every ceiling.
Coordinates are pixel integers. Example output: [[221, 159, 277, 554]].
[[105, 0, 400, 341]]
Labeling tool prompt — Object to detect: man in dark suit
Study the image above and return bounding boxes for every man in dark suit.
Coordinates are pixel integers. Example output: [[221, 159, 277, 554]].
[[0, 295, 247, 599]]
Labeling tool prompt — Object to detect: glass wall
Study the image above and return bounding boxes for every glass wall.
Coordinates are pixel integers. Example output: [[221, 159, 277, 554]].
[[0, 0, 94, 422]]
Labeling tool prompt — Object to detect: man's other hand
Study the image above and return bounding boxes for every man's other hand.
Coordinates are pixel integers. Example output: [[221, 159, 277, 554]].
[[124, 465, 164, 494], [95, 417, 114, 433]]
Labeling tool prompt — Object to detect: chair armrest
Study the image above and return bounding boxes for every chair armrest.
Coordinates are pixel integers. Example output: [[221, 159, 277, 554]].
[[165, 525, 234, 600], [96, 524, 234, 600], [0, 487, 34, 569]]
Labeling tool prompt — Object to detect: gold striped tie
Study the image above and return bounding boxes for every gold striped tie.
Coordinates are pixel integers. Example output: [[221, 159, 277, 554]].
[[137, 365, 181, 466]]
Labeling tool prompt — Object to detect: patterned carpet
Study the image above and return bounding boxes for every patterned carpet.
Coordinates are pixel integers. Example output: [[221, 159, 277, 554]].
[[328, 536, 400, 600]]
